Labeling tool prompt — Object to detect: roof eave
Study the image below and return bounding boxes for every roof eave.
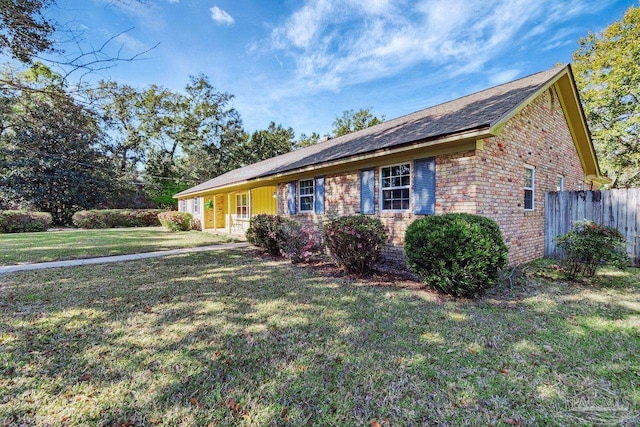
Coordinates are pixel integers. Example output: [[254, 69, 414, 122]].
[[174, 127, 491, 198]]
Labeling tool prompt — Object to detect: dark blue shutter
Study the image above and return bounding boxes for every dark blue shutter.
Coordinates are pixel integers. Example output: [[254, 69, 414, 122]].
[[314, 177, 325, 214], [287, 182, 297, 214], [360, 169, 375, 214], [414, 157, 436, 215]]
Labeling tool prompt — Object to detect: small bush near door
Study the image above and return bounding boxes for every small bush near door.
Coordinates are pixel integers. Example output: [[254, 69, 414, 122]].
[[0, 210, 53, 233], [405, 213, 508, 298], [555, 220, 629, 278], [323, 215, 388, 275], [158, 211, 193, 231]]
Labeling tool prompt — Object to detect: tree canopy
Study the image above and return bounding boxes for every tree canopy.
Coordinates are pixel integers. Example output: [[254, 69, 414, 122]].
[[331, 108, 384, 137], [573, 5, 640, 187]]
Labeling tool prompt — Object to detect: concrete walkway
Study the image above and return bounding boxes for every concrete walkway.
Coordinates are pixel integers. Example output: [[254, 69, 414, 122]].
[[0, 242, 250, 275]]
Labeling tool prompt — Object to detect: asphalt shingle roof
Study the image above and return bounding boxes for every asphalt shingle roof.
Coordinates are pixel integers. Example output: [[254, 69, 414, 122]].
[[176, 66, 564, 197]]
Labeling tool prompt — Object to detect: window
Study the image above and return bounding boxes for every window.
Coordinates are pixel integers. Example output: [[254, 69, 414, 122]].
[[298, 179, 314, 212], [524, 165, 535, 211], [557, 175, 565, 192], [381, 163, 411, 211], [193, 197, 200, 214], [579, 182, 585, 191], [180, 200, 186, 212], [236, 193, 248, 218]]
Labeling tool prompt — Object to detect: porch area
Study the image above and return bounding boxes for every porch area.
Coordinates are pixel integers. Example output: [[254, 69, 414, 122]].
[[201, 185, 277, 235]]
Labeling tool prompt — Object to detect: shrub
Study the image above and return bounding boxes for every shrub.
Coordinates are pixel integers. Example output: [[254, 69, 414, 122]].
[[404, 213, 508, 297], [246, 214, 289, 255], [0, 210, 52, 233], [158, 211, 193, 232], [72, 209, 165, 229], [556, 220, 628, 277], [279, 221, 316, 263], [323, 215, 388, 275]]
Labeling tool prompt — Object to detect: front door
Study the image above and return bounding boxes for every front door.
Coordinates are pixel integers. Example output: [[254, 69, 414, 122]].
[[215, 194, 226, 229], [204, 197, 214, 229]]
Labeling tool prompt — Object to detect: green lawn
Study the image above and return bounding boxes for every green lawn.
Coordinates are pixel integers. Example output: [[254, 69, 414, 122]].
[[0, 251, 637, 425], [0, 227, 240, 265]]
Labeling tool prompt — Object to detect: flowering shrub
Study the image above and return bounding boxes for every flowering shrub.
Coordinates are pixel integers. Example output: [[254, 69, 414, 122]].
[[279, 221, 316, 263], [323, 215, 388, 275], [72, 209, 165, 228], [0, 210, 52, 233], [556, 220, 628, 277], [158, 211, 193, 232], [404, 213, 507, 298], [246, 214, 290, 255]]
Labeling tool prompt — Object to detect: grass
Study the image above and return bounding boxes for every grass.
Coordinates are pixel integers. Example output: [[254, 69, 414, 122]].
[[0, 252, 638, 425], [0, 227, 240, 265]]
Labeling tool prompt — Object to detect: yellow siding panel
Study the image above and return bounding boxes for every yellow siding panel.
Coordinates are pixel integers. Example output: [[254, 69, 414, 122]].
[[251, 186, 277, 215]]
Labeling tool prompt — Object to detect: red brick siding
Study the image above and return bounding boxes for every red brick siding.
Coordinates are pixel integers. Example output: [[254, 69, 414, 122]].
[[275, 86, 586, 267], [476, 87, 585, 265]]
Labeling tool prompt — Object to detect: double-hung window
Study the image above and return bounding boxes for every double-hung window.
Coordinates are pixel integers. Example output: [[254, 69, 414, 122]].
[[524, 165, 535, 211], [180, 200, 186, 212], [193, 198, 200, 214], [381, 163, 410, 211], [236, 193, 248, 218], [298, 179, 314, 212]]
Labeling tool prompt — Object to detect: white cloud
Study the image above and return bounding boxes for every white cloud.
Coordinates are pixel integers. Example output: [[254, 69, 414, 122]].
[[113, 32, 148, 54], [210, 6, 235, 26], [261, 0, 604, 97]]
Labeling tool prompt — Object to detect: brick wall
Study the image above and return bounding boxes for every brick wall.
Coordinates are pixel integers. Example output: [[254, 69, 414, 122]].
[[476, 87, 585, 265], [277, 86, 586, 267]]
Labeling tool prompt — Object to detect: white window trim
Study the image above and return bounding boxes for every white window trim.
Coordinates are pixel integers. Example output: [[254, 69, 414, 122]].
[[524, 165, 535, 211], [379, 162, 411, 212], [193, 197, 200, 214], [298, 178, 314, 213], [557, 174, 565, 192], [235, 192, 249, 219], [179, 199, 186, 212]]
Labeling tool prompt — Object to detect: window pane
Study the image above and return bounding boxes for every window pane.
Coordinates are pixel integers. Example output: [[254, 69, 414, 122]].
[[401, 175, 410, 186], [524, 189, 533, 210], [382, 168, 390, 178], [382, 178, 391, 188], [524, 168, 533, 187], [300, 195, 313, 211]]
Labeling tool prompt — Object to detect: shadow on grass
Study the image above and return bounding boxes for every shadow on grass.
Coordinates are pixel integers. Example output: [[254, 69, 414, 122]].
[[0, 251, 638, 425]]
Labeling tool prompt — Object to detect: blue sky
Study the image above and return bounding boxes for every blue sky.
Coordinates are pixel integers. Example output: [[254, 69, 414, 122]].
[[48, 0, 634, 137]]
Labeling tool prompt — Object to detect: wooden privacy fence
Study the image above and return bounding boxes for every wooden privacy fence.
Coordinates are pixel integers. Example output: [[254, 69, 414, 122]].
[[545, 189, 640, 265]]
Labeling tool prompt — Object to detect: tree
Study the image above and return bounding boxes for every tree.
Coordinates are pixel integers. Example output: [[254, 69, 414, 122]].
[[91, 81, 146, 175], [236, 122, 296, 165], [297, 131, 321, 148], [573, 5, 640, 187], [0, 68, 117, 224], [331, 108, 384, 137], [0, 0, 55, 63]]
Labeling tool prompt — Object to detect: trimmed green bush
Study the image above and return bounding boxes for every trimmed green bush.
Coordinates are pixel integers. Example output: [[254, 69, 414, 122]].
[[246, 214, 290, 255], [158, 211, 193, 232], [556, 220, 629, 277], [323, 215, 388, 275], [0, 210, 53, 233], [72, 209, 165, 229], [405, 213, 508, 297]]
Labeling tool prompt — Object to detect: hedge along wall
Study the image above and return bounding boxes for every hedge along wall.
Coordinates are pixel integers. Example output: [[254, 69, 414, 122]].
[[0, 211, 53, 233], [72, 209, 166, 229]]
